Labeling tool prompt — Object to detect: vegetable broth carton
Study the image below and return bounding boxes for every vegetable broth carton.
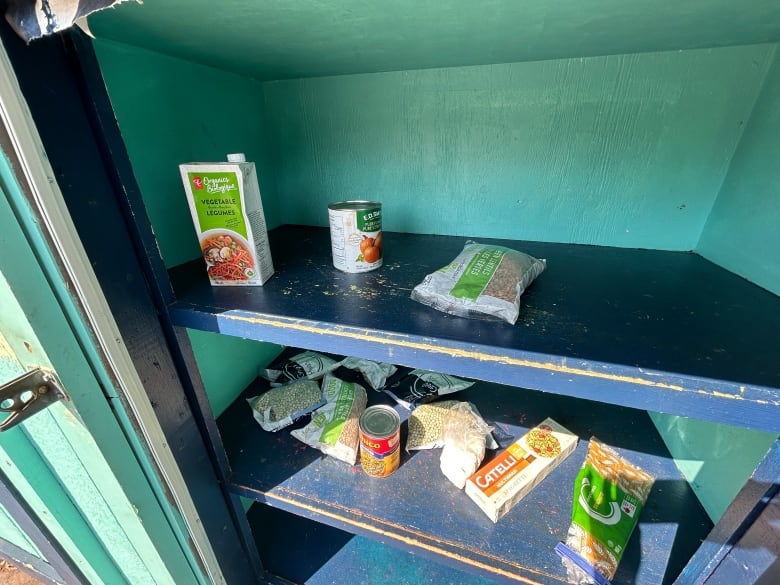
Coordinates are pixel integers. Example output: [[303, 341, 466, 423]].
[[179, 153, 274, 286], [465, 418, 578, 522]]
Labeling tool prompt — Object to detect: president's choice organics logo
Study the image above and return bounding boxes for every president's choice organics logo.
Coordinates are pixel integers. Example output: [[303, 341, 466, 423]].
[[187, 172, 246, 235], [190, 173, 239, 195]]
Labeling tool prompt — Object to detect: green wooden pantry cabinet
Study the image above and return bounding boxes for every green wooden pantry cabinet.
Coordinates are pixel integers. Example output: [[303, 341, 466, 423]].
[[1, 1, 779, 584]]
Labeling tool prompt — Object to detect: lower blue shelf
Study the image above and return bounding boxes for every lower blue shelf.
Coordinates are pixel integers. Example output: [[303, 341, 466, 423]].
[[249, 504, 496, 585], [221, 367, 713, 585]]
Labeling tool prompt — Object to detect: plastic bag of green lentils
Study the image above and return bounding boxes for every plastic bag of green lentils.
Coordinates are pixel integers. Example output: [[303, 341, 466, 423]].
[[411, 241, 545, 324]]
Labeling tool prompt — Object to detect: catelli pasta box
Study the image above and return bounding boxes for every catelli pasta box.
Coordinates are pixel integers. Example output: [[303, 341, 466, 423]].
[[179, 153, 274, 286], [465, 418, 578, 522]]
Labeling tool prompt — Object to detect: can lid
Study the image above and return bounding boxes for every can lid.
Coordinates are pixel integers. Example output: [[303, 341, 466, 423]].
[[328, 201, 381, 211], [227, 153, 246, 162], [360, 405, 400, 437]]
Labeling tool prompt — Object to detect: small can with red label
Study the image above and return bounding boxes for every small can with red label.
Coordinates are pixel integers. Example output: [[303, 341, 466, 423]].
[[359, 405, 401, 478]]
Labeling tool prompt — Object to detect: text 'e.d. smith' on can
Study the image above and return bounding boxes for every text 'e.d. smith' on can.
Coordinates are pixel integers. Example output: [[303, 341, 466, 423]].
[[328, 201, 382, 273]]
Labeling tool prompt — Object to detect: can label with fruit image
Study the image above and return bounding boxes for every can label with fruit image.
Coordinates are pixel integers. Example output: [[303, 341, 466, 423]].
[[328, 201, 382, 273]]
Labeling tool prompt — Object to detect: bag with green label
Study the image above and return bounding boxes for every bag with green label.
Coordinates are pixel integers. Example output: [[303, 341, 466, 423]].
[[290, 375, 367, 465], [410, 241, 545, 324], [556, 438, 655, 585]]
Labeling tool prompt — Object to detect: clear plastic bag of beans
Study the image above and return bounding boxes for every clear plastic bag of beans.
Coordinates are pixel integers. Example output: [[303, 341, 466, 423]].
[[261, 350, 340, 386], [384, 369, 475, 410], [247, 379, 325, 432], [556, 437, 655, 585], [439, 402, 492, 489], [291, 375, 367, 465], [406, 400, 498, 452], [411, 241, 546, 324], [406, 400, 460, 450], [337, 356, 397, 391]]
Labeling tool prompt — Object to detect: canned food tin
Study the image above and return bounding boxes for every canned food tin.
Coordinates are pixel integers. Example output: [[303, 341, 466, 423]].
[[359, 405, 401, 478], [328, 201, 382, 273]]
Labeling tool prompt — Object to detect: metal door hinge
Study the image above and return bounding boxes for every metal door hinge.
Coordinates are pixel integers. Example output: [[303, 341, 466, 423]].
[[0, 368, 66, 431]]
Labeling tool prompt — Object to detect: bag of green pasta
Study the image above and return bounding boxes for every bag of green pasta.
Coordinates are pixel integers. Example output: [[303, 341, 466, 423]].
[[556, 437, 655, 585]]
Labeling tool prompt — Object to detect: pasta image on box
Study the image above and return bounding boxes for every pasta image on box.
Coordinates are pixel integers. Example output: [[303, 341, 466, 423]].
[[465, 417, 578, 522], [179, 153, 274, 286]]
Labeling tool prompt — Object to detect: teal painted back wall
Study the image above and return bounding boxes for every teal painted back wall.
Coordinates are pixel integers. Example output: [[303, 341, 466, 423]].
[[264, 44, 772, 249], [96, 39, 774, 258], [698, 46, 780, 295], [92, 38, 779, 523], [648, 47, 780, 522], [94, 40, 277, 269]]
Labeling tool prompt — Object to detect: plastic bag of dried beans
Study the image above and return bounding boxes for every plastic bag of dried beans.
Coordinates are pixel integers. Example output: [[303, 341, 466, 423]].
[[439, 402, 492, 489], [247, 379, 325, 432], [384, 369, 475, 410], [555, 437, 655, 585], [410, 241, 546, 324], [290, 375, 367, 465], [261, 350, 340, 386], [406, 400, 498, 451], [337, 356, 397, 391]]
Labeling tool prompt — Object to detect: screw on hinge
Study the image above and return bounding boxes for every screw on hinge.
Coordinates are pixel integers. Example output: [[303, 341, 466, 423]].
[[0, 369, 65, 431]]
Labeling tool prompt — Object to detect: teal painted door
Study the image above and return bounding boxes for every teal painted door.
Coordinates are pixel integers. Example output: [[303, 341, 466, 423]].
[[0, 265, 167, 583], [0, 187, 193, 584], [0, 72, 209, 585]]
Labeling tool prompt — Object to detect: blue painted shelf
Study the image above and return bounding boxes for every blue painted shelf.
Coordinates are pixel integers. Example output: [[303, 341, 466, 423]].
[[247, 504, 497, 585], [168, 225, 780, 434], [219, 375, 712, 585], [167, 224, 778, 583]]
